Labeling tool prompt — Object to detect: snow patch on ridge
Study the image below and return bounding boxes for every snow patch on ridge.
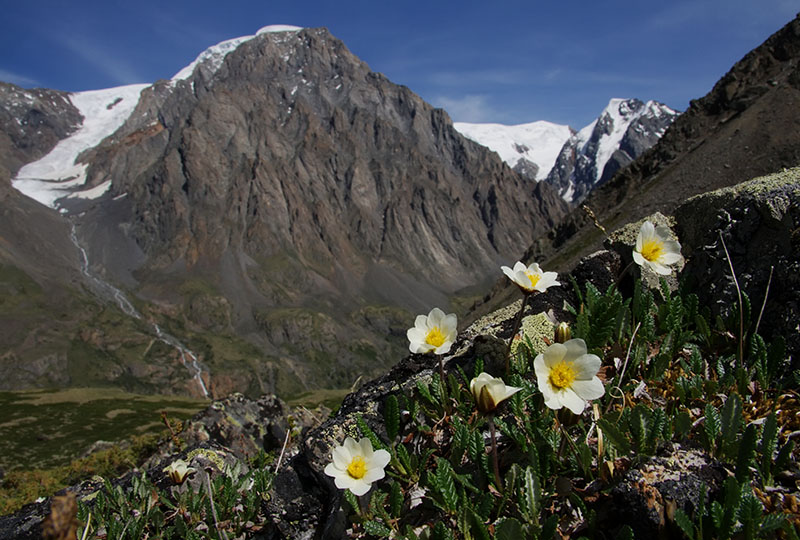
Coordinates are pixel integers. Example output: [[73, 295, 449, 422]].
[[172, 25, 302, 82], [454, 120, 573, 180], [12, 84, 148, 209]]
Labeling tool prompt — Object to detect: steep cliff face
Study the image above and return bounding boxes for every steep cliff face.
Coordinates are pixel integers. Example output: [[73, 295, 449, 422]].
[[0, 82, 82, 183], [85, 28, 564, 288], [59, 27, 566, 395]]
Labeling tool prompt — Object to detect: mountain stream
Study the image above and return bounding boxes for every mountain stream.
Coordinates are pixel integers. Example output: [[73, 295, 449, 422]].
[[70, 224, 210, 398]]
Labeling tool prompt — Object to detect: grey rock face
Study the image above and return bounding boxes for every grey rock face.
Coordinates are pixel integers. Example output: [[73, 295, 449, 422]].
[[545, 99, 678, 203], [72, 27, 567, 394], [0, 82, 82, 182]]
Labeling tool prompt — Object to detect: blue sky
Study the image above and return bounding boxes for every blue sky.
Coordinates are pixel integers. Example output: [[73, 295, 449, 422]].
[[1, 0, 796, 128]]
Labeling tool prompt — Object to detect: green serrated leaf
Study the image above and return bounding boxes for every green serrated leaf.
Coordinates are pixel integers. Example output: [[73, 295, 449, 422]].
[[344, 489, 360, 515], [416, 379, 435, 405], [704, 404, 722, 454], [720, 393, 743, 458], [494, 517, 524, 540], [384, 395, 400, 442], [598, 417, 631, 455], [432, 520, 454, 540], [522, 466, 540, 524], [760, 412, 779, 483], [357, 415, 386, 451], [615, 524, 634, 540], [674, 508, 696, 540], [388, 481, 403, 518], [435, 458, 459, 513], [735, 424, 758, 484], [363, 519, 393, 537]]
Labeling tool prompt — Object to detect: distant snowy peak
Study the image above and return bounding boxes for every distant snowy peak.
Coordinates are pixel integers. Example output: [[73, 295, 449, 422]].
[[172, 24, 303, 82], [454, 120, 573, 181], [546, 98, 679, 203]]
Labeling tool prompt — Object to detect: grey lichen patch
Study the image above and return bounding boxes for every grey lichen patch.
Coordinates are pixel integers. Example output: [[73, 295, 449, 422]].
[[511, 312, 555, 357], [686, 166, 800, 203], [463, 300, 523, 340], [186, 447, 227, 471]]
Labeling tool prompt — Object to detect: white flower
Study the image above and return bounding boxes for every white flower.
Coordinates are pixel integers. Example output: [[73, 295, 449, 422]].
[[407, 307, 458, 355], [501, 261, 560, 294], [632, 221, 683, 275], [323, 437, 390, 496], [534, 338, 605, 414], [163, 459, 196, 484], [470, 372, 522, 414]]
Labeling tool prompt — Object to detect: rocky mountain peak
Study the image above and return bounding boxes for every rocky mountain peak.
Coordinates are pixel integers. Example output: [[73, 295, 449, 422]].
[[545, 98, 679, 203], [46, 26, 568, 394]]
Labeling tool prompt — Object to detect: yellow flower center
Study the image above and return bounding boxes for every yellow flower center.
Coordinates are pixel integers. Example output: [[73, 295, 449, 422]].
[[425, 326, 446, 348], [640, 239, 665, 262], [549, 361, 576, 390], [525, 271, 541, 289], [347, 456, 367, 479]]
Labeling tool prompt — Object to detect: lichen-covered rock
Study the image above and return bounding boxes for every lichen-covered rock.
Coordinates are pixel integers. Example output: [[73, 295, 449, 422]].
[[675, 166, 800, 365]]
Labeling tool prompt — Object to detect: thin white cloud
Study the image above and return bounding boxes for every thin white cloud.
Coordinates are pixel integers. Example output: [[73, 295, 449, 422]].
[[0, 69, 39, 87], [57, 34, 143, 86], [433, 95, 498, 123]]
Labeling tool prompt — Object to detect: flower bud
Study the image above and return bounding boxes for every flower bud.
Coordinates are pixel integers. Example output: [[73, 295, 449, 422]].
[[554, 322, 571, 344]]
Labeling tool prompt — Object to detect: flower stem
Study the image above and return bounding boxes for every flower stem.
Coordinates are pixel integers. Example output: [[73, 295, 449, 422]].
[[489, 415, 502, 491], [505, 293, 530, 373]]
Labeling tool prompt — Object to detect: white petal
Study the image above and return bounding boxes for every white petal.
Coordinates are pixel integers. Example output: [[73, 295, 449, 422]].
[[332, 446, 351, 469], [428, 308, 445, 327], [348, 479, 371, 496], [651, 262, 672, 275], [414, 314, 429, 330], [501, 266, 515, 280], [370, 449, 391, 470], [334, 474, 359, 491], [542, 343, 567, 368], [362, 467, 385, 483], [343, 437, 361, 456], [560, 388, 587, 414], [542, 388, 563, 410], [358, 438, 374, 459], [512, 261, 527, 273], [527, 262, 542, 274], [572, 353, 601, 379], [410, 341, 434, 354], [533, 354, 547, 378], [434, 341, 453, 355], [442, 313, 458, 333], [659, 251, 683, 265], [632, 250, 645, 266], [407, 327, 425, 343], [571, 377, 605, 401], [640, 221, 655, 240], [324, 462, 340, 477], [562, 339, 587, 362]]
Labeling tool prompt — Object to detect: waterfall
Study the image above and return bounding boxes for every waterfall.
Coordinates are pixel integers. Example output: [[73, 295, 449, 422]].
[[69, 223, 210, 398]]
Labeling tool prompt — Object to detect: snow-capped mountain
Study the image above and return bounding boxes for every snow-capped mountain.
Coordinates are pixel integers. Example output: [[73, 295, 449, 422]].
[[454, 121, 574, 181], [455, 99, 678, 204], [546, 98, 678, 202]]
